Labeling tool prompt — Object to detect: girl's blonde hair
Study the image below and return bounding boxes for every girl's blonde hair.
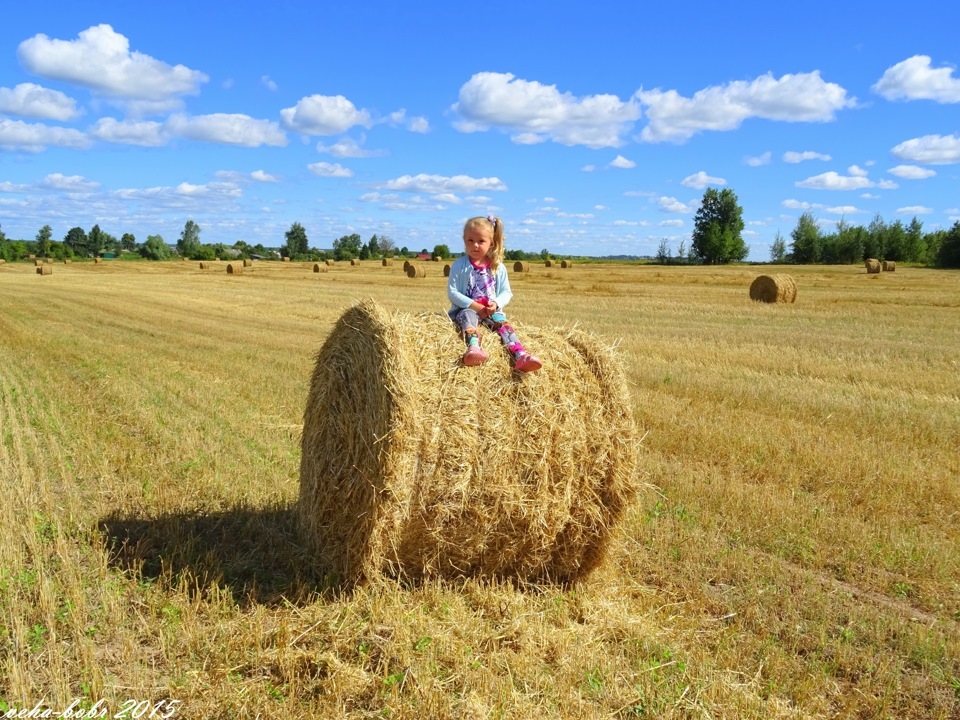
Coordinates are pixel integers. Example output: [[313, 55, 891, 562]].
[[463, 215, 505, 270]]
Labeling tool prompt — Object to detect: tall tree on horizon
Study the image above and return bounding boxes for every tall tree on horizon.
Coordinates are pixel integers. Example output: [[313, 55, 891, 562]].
[[691, 187, 747, 264]]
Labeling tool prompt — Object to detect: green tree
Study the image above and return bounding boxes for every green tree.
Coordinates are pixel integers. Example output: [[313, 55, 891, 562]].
[[770, 231, 787, 263], [366, 234, 380, 258], [377, 235, 395, 256], [64, 227, 88, 256], [655, 239, 671, 264], [885, 219, 907, 261], [139, 235, 171, 260], [936, 221, 960, 268], [691, 188, 747, 264], [121, 233, 137, 252], [864, 214, 886, 260], [87, 224, 106, 257], [177, 220, 201, 258], [285, 222, 309, 258], [399, 245, 409, 257], [905, 217, 926, 263], [789, 211, 821, 263], [36, 225, 53, 257], [432, 244, 451, 259], [332, 233, 362, 261]]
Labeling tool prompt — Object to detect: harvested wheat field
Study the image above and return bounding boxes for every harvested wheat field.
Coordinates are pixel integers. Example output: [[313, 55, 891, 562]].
[[0, 260, 958, 719]]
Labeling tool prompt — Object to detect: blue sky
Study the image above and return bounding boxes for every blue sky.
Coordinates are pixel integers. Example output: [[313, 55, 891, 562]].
[[1, 1, 958, 259]]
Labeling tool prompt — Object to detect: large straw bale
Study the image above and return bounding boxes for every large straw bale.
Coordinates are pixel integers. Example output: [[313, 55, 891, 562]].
[[865, 259, 881, 273], [243, 259, 253, 267], [351, 258, 361, 266], [513, 261, 530, 273], [403, 260, 411, 273], [382, 258, 394, 267], [749, 274, 797, 303], [226, 262, 243, 275], [545, 260, 555, 268], [37, 265, 52, 275], [443, 264, 451, 277], [882, 260, 896, 272], [561, 260, 574, 269], [313, 263, 327, 273], [406, 265, 426, 279], [298, 301, 639, 586], [326, 259, 336, 267]]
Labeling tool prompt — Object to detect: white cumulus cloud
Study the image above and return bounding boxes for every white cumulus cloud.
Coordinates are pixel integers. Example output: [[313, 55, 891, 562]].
[[251, 170, 279, 182], [796, 171, 875, 190], [872, 55, 960, 103], [681, 171, 726, 189], [896, 205, 933, 214], [783, 150, 831, 163], [381, 174, 507, 194], [891, 134, 960, 164], [308, 162, 353, 178], [316, 136, 386, 158], [280, 94, 373, 135], [888, 164, 936, 179], [17, 24, 207, 101], [609, 155, 636, 169], [40, 173, 101, 192], [166, 113, 287, 147], [0, 83, 80, 121], [90, 117, 167, 146], [825, 206, 861, 215], [452, 71, 641, 149], [782, 199, 814, 209], [0, 118, 89, 152], [744, 151, 771, 166], [639, 71, 853, 143], [657, 196, 695, 213]]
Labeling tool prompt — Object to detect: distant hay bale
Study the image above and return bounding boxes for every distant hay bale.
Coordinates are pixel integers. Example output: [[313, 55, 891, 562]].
[[326, 259, 336, 267], [403, 260, 411, 273], [882, 260, 896, 272], [545, 260, 555, 268], [749, 274, 797, 303], [865, 259, 881, 274], [199, 261, 211, 270], [407, 265, 426, 279], [0, 259, 5, 265], [513, 261, 530, 273], [313, 263, 327, 273], [444, 264, 451, 277], [433, 256, 442, 262], [226, 262, 243, 275], [297, 301, 638, 586], [37, 265, 52, 275], [350, 258, 360, 266], [243, 259, 253, 267], [283, 257, 291, 263], [27, 254, 36, 260], [63, 259, 71, 264], [34, 259, 44, 266], [561, 260, 574, 269], [45, 258, 54, 264], [382, 258, 394, 267], [94, 258, 103, 264]]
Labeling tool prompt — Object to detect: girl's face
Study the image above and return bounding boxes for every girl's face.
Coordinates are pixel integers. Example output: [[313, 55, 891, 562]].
[[464, 225, 493, 264]]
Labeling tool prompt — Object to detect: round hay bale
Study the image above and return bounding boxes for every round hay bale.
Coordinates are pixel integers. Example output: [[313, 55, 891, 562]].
[[350, 258, 360, 266], [325, 259, 336, 267], [94, 258, 103, 264], [0, 259, 5, 265], [37, 265, 52, 275], [313, 262, 327, 273], [45, 258, 54, 264], [226, 262, 243, 275], [749, 274, 797, 303], [243, 259, 253, 267], [433, 256, 442, 262], [882, 260, 896, 272], [283, 257, 291, 263], [297, 301, 638, 586], [865, 259, 881, 274], [199, 261, 210, 270], [34, 259, 44, 266], [545, 260, 554, 268], [27, 254, 36, 260], [443, 263, 451, 277], [403, 260, 411, 273], [561, 260, 574, 269], [382, 258, 394, 267], [513, 261, 530, 273], [63, 259, 72, 264], [406, 265, 426, 279]]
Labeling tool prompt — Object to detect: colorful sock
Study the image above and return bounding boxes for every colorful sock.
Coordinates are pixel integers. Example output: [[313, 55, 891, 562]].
[[467, 334, 480, 348], [507, 341, 524, 356]]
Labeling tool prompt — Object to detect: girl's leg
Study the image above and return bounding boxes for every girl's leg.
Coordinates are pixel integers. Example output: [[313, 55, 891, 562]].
[[453, 308, 488, 365], [483, 313, 542, 372]]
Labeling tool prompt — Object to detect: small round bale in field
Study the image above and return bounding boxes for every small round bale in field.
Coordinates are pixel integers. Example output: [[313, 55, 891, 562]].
[[561, 260, 574, 269], [403, 260, 411, 273], [326, 259, 336, 267], [243, 259, 253, 267], [297, 301, 638, 586], [226, 262, 243, 275], [94, 258, 103, 264], [45, 258, 54, 264], [351, 258, 360, 266], [433, 256, 442, 262], [382, 258, 394, 267], [313, 263, 327, 273], [0, 259, 5, 265], [199, 261, 211, 270], [749, 274, 797, 303], [63, 259, 71, 264], [882, 260, 896, 272], [443, 264, 451, 277], [513, 261, 530, 273], [283, 257, 291, 263], [37, 265, 52, 275], [545, 259, 555, 268], [407, 265, 426, 279], [34, 259, 44, 266], [865, 259, 881, 274]]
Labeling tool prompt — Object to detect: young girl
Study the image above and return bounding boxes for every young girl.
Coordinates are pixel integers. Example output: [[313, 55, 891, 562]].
[[447, 215, 542, 372]]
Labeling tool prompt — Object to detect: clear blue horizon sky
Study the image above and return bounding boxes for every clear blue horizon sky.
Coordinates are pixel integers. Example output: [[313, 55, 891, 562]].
[[1, 1, 958, 259]]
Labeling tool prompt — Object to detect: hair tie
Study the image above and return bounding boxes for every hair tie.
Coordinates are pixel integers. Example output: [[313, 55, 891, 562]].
[[486, 214, 497, 227]]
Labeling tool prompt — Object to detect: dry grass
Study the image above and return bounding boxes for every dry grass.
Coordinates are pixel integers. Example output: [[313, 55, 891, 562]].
[[0, 260, 957, 718]]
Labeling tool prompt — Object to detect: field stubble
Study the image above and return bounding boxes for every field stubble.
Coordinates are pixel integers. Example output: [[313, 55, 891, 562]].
[[0, 259, 957, 718]]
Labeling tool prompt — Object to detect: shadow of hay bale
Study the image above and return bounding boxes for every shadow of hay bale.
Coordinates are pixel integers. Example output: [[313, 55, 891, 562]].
[[298, 300, 639, 589], [98, 504, 330, 606]]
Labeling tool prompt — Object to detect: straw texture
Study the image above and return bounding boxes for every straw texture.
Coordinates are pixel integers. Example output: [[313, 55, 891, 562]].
[[297, 301, 639, 587], [513, 261, 530, 273], [407, 265, 426, 279], [226, 262, 243, 275], [382, 258, 394, 267], [313, 263, 327, 273], [37, 265, 52, 275], [561, 260, 574, 269], [443, 264, 451, 277], [865, 259, 881, 274], [882, 260, 896, 272], [749, 274, 797, 303]]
